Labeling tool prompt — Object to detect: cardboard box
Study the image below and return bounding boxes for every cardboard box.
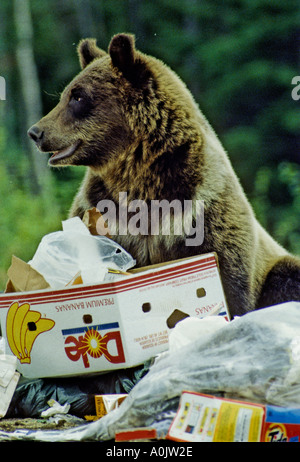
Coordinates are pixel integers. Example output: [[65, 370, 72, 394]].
[[261, 406, 300, 442], [85, 394, 128, 421], [0, 253, 230, 378], [167, 391, 300, 442]]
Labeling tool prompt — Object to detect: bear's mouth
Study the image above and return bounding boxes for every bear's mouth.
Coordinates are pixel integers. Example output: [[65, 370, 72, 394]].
[[49, 140, 82, 165]]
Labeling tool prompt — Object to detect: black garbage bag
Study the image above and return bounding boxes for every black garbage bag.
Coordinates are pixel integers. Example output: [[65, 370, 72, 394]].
[[6, 361, 150, 418]]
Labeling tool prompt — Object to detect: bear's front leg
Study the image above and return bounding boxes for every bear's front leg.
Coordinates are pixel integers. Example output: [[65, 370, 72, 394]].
[[256, 255, 300, 309]]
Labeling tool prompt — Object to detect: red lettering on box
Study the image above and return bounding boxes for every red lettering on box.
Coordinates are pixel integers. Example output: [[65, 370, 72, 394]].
[[64, 328, 125, 368]]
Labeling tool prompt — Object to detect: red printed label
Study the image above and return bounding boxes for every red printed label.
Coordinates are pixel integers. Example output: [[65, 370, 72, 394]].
[[63, 323, 125, 368]]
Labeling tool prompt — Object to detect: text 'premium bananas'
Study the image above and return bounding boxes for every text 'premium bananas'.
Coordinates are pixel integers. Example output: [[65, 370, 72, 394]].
[[6, 302, 55, 364]]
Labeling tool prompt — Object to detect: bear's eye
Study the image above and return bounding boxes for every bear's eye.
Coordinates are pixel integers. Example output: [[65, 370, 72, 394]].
[[69, 90, 93, 119], [70, 90, 84, 103]]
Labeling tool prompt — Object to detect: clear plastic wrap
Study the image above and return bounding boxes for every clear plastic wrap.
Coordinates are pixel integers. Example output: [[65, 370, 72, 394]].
[[1, 302, 299, 442], [28, 217, 135, 288]]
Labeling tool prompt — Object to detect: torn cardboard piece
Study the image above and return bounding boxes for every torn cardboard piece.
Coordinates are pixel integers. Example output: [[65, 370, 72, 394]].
[[82, 207, 111, 237], [85, 394, 127, 421], [115, 427, 158, 442], [6, 255, 50, 293], [5, 256, 84, 294]]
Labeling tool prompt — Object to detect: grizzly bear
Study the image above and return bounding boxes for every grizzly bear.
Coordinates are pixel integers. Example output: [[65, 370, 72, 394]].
[[28, 33, 300, 317]]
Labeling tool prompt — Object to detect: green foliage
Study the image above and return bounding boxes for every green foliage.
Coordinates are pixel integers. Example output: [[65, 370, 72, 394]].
[[252, 162, 300, 255], [0, 158, 60, 288], [0, 0, 299, 289], [0, 121, 85, 289]]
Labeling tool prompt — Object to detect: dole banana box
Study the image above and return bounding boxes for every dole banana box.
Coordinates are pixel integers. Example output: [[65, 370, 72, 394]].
[[0, 253, 230, 378]]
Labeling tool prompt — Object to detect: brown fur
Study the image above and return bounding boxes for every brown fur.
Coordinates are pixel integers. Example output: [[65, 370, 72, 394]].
[[28, 33, 300, 317]]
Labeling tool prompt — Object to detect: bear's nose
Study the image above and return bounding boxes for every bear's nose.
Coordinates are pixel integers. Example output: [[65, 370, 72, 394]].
[[27, 125, 44, 143]]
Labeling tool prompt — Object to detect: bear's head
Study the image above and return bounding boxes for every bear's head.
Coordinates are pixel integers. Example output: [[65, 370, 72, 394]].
[[28, 33, 201, 171]]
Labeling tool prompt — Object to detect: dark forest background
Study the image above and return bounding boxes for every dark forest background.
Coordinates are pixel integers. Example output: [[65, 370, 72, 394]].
[[0, 0, 299, 288]]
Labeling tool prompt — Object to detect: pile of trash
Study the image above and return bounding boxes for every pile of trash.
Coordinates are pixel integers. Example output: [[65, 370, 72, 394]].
[[0, 211, 300, 442], [0, 301, 300, 442]]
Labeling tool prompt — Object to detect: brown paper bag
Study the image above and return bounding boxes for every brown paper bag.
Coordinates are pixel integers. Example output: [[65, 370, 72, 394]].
[[5, 255, 50, 293]]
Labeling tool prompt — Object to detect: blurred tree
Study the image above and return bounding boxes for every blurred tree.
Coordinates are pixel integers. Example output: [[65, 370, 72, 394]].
[[13, 0, 54, 203]]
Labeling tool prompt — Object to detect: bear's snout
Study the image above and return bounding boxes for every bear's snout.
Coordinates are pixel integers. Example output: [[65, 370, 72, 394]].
[[28, 125, 44, 144]]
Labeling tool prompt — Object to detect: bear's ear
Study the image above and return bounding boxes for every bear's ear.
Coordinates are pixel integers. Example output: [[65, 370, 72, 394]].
[[108, 33, 151, 87], [77, 38, 106, 69], [108, 33, 136, 74]]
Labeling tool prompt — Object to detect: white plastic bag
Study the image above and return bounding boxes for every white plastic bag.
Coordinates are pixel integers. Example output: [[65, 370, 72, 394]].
[[0, 349, 20, 418], [169, 315, 228, 351], [29, 217, 135, 288]]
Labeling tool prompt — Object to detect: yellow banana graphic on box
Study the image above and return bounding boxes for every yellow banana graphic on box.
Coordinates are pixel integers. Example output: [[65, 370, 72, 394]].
[[6, 302, 55, 364]]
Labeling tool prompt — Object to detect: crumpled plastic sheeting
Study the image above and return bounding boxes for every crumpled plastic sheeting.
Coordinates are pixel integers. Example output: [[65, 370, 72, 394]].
[[0, 302, 299, 442]]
